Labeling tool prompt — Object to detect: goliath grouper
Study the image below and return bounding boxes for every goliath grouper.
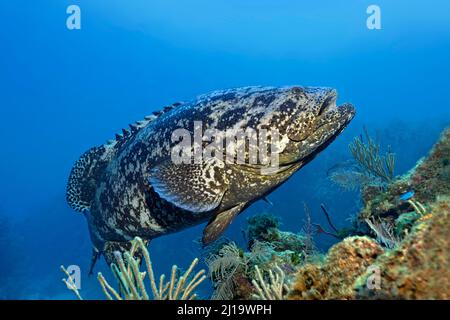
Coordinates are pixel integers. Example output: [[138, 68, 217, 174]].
[[66, 86, 355, 272]]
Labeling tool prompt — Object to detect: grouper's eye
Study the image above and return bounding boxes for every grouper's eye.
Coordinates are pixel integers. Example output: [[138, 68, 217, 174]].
[[318, 95, 336, 116]]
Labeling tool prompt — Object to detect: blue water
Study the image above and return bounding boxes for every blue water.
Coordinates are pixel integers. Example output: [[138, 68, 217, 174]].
[[0, 1, 449, 299]]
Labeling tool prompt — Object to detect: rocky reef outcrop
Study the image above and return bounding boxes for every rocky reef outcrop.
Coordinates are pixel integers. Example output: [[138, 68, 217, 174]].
[[289, 127, 450, 300], [355, 196, 449, 299], [288, 236, 384, 300]]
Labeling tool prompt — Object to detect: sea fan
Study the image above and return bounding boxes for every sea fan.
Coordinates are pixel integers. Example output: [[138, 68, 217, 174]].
[[349, 127, 396, 183], [365, 217, 401, 249], [205, 242, 247, 300]]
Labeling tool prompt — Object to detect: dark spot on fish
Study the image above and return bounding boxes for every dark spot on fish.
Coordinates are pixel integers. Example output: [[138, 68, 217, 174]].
[[210, 92, 236, 102], [217, 107, 247, 128], [252, 94, 276, 108], [279, 99, 296, 112]]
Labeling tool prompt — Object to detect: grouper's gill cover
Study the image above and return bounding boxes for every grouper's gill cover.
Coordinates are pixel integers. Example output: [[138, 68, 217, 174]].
[[66, 86, 355, 270]]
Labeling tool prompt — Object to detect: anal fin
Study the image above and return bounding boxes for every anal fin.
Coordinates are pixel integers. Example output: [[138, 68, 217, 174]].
[[88, 248, 101, 276], [202, 203, 246, 245]]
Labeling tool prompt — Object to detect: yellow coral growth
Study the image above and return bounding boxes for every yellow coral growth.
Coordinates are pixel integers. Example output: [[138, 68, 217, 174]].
[[288, 263, 327, 300], [288, 237, 384, 300], [98, 237, 206, 300], [251, 264, 289, 300]]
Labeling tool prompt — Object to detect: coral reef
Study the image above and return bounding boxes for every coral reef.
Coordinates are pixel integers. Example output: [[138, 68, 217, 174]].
[[288, 127, 449, 300], [205, 239, 299, 300], [244, 213, 281, 249], [206, 213, 313, 300], [244, 213, 308, 255], [394, 211, 420, 237], [409, 128, 450, 203], [288, 237, 384, 300], [360, 127, 449, 222], [208, 186, 444, 301]]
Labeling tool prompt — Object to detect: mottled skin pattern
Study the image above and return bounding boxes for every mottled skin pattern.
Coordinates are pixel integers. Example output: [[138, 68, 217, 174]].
[[67, 86, 355, 264]]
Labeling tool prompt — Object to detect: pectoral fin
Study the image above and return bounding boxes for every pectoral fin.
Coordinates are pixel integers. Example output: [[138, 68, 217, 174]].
[[148, 158, 227, 212], [202, 203, 246, 245]]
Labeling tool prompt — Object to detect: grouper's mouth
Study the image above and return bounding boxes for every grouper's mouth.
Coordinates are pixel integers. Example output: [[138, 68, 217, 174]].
[[305, 97, 355, 161], [317, 102, 355, 147], [280, 91, 355, 169], [317, 89, 354, 122], [315, 88, 355, 138]]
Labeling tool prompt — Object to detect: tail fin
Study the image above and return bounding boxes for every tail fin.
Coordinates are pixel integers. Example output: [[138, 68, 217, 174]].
[[66, 146, 113, 212]]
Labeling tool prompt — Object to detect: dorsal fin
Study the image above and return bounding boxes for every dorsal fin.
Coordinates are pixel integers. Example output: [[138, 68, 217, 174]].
[[104, 102, 183, 149]]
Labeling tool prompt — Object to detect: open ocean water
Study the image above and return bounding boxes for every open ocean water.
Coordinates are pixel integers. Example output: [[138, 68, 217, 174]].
[[0, 1, 449, 299]]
